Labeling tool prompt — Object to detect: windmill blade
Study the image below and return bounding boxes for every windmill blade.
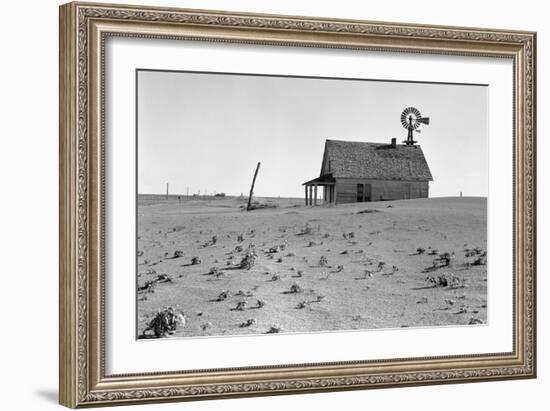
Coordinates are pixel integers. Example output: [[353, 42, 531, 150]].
[[418, 117, 430, 125]]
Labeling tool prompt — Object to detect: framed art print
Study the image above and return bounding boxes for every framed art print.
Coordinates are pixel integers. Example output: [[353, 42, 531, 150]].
[[59, 2, 536, 407]]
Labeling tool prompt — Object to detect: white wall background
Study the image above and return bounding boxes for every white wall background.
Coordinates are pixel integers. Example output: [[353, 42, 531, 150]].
[[0, 0, 546, 410]]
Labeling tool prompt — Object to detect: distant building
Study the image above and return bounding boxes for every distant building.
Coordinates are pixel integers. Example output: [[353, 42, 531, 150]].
[[302, 138, 433, 205]]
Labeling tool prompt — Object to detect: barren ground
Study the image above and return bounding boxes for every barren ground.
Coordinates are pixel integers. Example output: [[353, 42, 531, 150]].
[[137, 196, 487, 338]]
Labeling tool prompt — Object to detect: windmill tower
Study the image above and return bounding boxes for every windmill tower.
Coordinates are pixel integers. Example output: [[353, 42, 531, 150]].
[[400, 107, 430, 145]]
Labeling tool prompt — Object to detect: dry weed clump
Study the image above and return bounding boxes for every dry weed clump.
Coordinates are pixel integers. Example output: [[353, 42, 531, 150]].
[[297, 225, 314, 236], [142, 307, 186, 338], [318, 255, 329, 267], [267, 243, 286, 254], [438, 252, 454, 267], [234, 301, 247, 311], [465, 246, 485, 258], [215, 290, 230, 301], [471, 256, 487, 266], [357, 209, 381, 214], [425, 273, 465, 289], [287, 283, 303, 294], [246, 201, 279, 211], [239, 249, 258, 270], [138, 273, 173, 293], [235, 289, 254, 297], [240, 318, 256, 327], [202, 235, 218, 248]]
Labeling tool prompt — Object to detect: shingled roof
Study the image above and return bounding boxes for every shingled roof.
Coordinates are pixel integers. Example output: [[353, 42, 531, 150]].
[[320, 139, 433, 181]]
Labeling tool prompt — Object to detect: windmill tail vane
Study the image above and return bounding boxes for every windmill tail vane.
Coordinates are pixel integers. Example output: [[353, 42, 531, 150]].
[[400, 106, 430, 145]]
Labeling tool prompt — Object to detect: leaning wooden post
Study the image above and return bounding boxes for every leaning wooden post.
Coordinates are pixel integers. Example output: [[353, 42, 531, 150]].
[[246, 162, 261, 211]]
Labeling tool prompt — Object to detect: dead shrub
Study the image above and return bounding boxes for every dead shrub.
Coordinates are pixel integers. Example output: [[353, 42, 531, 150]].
[[297, 225, 314, 236], [138, 273, 172, 293], [357, 209, 380, 214], [142, 307, 186, 338], [240, 318, 256, 327], [438, 252, 454, 267], [471, 256, 486, 266], [425, 273, 465, 289], [239, 249, 258, 270], [215, 290, 230, 301], [234, 301, 247, 311], [287, 283, 303, 294]]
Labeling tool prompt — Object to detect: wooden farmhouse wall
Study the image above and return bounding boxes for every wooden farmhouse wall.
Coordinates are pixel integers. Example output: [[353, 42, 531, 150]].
[[334, 178, 429, 204]]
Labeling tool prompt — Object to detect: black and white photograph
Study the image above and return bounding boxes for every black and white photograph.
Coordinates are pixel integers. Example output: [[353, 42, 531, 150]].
[[136, 70, 488, 339]]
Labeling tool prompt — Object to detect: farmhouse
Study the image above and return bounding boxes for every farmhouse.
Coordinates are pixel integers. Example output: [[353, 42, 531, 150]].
[[302, 138, 433, 205]]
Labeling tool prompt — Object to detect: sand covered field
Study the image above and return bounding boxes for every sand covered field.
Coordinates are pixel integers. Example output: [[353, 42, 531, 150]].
[[137, 196, 487, 339]]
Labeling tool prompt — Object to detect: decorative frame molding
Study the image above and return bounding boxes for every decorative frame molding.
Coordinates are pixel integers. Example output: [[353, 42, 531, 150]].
[[59, 2, 536, 408]]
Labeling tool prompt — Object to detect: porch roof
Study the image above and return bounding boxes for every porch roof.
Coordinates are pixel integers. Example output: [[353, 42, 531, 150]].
[[302, 173, 336, 186]]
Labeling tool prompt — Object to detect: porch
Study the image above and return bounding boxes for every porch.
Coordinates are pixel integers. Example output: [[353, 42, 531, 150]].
[[302, 174, 336, 206]]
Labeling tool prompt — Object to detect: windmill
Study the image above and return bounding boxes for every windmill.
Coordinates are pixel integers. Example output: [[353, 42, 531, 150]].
[[400, 107, 430, 145]]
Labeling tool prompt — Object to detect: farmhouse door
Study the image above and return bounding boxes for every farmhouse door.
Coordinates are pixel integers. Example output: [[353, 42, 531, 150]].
[[364, 184, 372, 202], [356, 184, 372, 202], [357, 184, 364, 202]]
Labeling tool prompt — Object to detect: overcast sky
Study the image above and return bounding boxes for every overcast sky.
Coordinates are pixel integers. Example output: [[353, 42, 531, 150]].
[[137, 70, 488, 198]]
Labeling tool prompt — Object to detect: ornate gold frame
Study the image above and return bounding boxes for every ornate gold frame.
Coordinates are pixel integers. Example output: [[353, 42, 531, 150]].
[[59, 2, 536, 408]]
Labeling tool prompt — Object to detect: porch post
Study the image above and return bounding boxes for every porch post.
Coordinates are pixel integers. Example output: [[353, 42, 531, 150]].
[[309, 186, 313, 206], [305, 185, 308, 206], [314, 184, 318, 206]]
